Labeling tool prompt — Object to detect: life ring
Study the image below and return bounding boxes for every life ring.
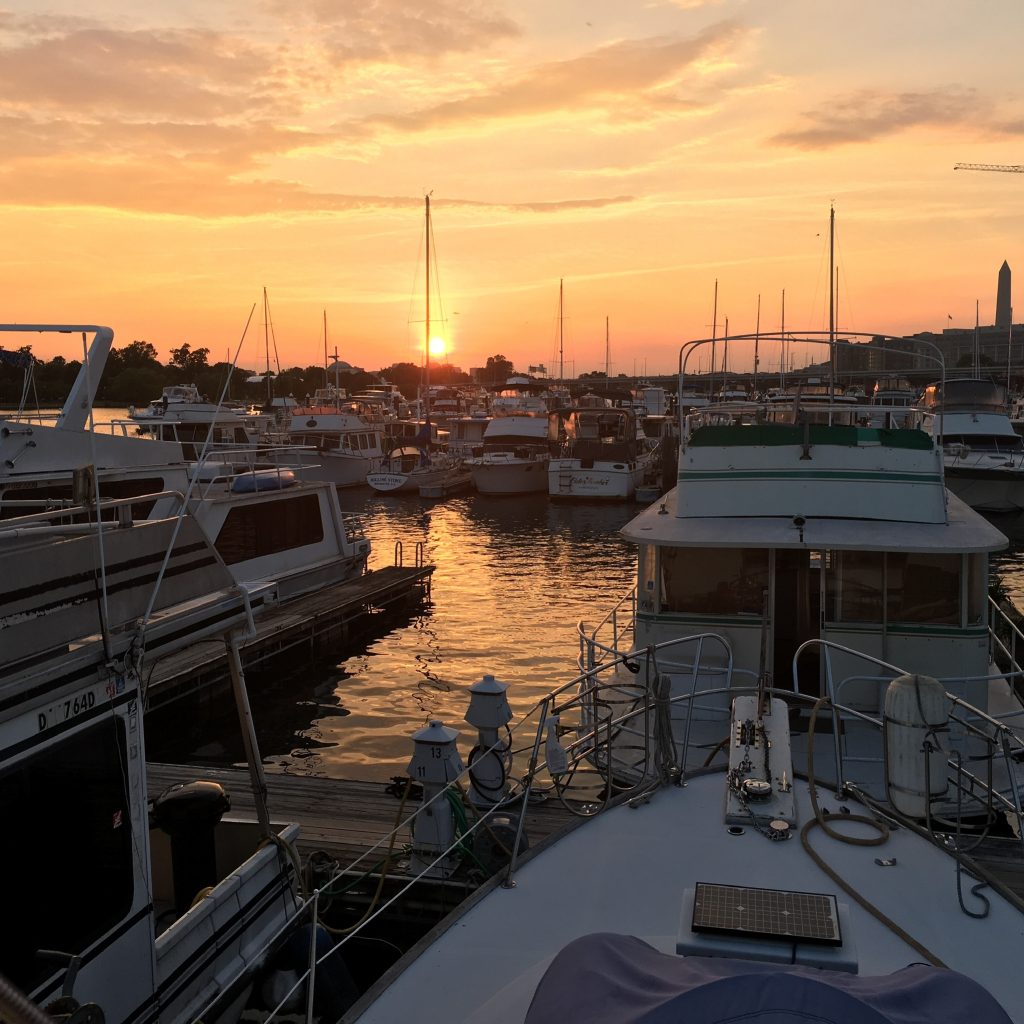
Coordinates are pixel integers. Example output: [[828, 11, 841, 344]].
[[306, 418, 317, 428]]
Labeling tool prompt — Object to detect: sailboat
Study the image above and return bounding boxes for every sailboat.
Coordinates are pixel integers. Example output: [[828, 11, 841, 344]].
[[367, 196, 468, 496]]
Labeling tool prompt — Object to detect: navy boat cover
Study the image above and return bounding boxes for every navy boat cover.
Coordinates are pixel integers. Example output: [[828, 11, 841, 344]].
[[524, 933, 1012, 1024]]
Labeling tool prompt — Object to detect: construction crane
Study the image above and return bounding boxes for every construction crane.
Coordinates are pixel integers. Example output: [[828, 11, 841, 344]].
[[954, 163, 1024, 173]]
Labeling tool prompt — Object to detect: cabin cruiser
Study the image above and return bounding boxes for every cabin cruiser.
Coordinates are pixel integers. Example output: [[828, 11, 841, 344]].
[[919, 377, 1024, 513], [0, 326, 370, 603], [549, 406, 656, 500], [316, 332, 1024, 1022], [279, 395, 386, 488], [0, 484, 302, 1022], [467, 414, 556, 495]]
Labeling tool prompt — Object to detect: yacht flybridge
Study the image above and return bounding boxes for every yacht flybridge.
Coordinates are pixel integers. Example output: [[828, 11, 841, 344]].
[[330, 331, 1024, 1023]]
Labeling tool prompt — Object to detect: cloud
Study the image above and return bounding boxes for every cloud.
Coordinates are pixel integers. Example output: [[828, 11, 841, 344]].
[[0, 23, 287, 120], [344, 21, 748, 139], [771, 87, 986, 150], [262, 0, 519, 61]]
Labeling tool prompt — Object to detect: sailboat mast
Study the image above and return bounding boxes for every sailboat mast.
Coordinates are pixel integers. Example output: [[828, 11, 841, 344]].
[[263, 286, 272, 408], [780, 288, 786, 389], [323, 309, 329, 390], [425, 195, 431, 423], [828, 204, 836, 402], [559, 278, 564, 386], [754, 293, 761, 395], [605, 316, 610, 379], [710, 279, 718, 399]]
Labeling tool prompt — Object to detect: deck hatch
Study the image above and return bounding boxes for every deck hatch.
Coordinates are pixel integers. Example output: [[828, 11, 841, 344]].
[[691, 882, 841, 946]]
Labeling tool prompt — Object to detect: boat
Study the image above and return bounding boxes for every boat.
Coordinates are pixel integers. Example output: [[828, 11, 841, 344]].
[[919, 377, 1024, 513], [0, 467, 305, 1022], [548, 406, 656, 500], [0, 325, 370, 604], [367, 196, 466, 498], [468, 414, 556, 495], [323, 330, 1024, 1022]]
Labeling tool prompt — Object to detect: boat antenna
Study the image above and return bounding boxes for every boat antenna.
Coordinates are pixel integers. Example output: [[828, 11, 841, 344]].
[[829, 203, 836, 404]]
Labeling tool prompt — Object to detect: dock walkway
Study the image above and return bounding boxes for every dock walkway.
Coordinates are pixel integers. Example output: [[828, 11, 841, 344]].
[[146, 565, 433, 711], [147, 762, 577, 877]]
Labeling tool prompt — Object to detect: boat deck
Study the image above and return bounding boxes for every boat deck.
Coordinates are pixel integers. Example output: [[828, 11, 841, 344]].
[[145, 565, 433, 710]]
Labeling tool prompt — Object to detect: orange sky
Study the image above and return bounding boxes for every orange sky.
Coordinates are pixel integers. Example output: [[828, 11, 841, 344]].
[[1, 0, 1023, 376]]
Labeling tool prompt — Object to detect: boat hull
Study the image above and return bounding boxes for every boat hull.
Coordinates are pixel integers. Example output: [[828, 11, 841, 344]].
[[471, 456, 550, 495], [549, 458, 643, 500]]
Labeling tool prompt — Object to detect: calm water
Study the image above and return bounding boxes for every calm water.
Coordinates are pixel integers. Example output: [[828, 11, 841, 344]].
[[169, 490, 639, 781]]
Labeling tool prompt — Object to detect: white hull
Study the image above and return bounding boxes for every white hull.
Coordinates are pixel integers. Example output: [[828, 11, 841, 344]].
[[471, 456, 550, 494], [549, 458, 644, 500], [944, 462, 1024, 513], [274, 446, 378, 488]]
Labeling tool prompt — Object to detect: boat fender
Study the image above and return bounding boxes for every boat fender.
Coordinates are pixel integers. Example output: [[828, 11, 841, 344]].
[[883, 673, 950, 818]]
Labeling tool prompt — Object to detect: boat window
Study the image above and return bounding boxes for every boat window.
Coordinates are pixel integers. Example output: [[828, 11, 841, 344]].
[[886, 552, 960, 625], [638, 545, 656, 613], [215, 493, 324, 564], [967, 554, 986, 625], [1, 477, 166, 521], [660, 547, 769, 615], [0, 717, 133, 992], [941, 433, 1024, 452], [827, 551, 884, 623]]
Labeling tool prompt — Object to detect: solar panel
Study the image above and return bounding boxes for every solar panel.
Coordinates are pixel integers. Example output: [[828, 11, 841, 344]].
[[691, 882, 842, 946]]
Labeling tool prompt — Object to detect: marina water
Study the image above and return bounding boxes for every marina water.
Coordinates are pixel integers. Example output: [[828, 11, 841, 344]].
[[157, 489, 639, 781]]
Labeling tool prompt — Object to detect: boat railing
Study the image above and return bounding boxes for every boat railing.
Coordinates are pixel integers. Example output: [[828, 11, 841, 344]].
[[578, 587, 637, 670], [682, 400, 927, 436], [0, 488, 186, 536], [791, 638, 1024, 830]]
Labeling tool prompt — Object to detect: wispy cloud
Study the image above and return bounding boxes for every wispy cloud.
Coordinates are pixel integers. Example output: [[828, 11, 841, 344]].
[[771, 87, 986, 149], [343, 21, 749, 139], [262, 0, 519, 61]]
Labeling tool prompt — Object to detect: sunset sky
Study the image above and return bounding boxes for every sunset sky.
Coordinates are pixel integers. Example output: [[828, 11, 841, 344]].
[[2, 0, 1023, 377]]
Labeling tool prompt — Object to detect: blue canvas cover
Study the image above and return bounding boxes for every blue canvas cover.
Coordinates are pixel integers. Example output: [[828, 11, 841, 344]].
[[524, 933, 1012, 1024]]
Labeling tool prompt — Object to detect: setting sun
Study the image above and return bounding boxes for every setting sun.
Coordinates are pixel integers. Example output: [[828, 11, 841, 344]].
[[428, 336, 447, 360]]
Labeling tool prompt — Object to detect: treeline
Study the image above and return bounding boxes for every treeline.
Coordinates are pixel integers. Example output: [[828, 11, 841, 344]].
[[0, 340, 520, 407]]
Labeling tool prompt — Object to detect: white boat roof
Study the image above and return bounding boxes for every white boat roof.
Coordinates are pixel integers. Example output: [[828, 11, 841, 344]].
[[623, 486, 1007, 553]]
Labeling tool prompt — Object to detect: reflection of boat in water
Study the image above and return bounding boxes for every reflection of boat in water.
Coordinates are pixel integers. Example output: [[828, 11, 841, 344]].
[[920, 378, 1024, 513], [335, 331, 1024, 1023]]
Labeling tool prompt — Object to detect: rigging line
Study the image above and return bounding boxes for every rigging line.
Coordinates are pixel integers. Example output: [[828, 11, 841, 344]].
[[405, 208, 427, 358], [83, 330, 112, 663], [266, 291, 282, 375], [137, 304, 258, 652]]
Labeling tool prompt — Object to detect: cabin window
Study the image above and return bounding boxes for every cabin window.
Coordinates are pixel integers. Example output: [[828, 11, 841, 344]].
[[660, 547, 769, 616], [215, 493, 324, 564], [886, 552, 960, 625], [638, 545, 656, 613], [0, 717, 133, 992], [827, 551, 884, 623], [967, 553, 986, 625]]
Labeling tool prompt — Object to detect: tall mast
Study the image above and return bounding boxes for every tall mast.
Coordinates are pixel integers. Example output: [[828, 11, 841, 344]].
[[828, 204, 836, 401], [559, 278, 564, 385], [425, 194, 431, 422], [263, 286, 272, 408], [605, 315, 610, 379], [710, 279, 718, 398], [323, 309, 329, 390], [754, 293, 761, 395], [780, 288, 786, 388], [974, 300, 980, 376]]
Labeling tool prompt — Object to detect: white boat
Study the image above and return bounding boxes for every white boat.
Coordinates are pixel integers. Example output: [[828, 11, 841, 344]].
[[919, 377, 1024, 513], [549, 406, 656, 500], [467, 414, 555, 495], [0, 466, 304, 1022], [0, 326, 370, 603], [327, 331, 1024, 1023], [282, 398, 386, 488]]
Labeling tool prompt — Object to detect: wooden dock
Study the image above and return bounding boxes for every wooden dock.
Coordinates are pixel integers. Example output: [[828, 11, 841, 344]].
[[146, 565, 433, 711], [147, 762, 579, 882]]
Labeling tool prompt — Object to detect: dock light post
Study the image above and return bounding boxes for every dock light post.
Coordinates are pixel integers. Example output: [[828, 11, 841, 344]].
[[465, 674, 513, 807], [407, 719, 464, 878]]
